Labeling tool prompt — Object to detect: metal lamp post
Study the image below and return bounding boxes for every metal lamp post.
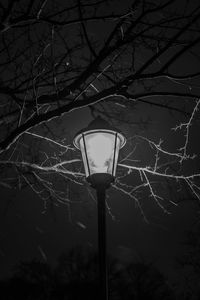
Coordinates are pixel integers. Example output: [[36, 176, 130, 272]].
[[73, 116, 126, 300]]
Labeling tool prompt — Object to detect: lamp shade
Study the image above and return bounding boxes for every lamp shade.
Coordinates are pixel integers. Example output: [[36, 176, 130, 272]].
[[73, 117, 126, 188]]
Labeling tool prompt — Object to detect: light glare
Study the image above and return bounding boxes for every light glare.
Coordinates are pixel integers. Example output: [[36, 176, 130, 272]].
[[87, 134, 113, 172]]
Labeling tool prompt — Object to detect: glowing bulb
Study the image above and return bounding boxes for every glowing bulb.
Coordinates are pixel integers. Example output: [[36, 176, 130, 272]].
[[87, 134, 113, 172]]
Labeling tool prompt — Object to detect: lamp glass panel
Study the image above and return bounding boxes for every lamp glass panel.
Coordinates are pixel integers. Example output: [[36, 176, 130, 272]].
[[79, 131, 120, 177]]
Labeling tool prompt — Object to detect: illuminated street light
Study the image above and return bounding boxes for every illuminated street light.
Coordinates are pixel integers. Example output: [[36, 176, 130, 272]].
[[73, 116, 126, 188], [73, 116, 126, 300]]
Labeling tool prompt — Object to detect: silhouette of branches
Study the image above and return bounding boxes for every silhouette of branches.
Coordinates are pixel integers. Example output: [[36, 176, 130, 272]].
[[0, 246, 176, 299], [0, 0, 200, 220]]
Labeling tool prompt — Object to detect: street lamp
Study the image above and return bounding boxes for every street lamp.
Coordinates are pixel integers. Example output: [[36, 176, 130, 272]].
[[73, 116, 126, 300]]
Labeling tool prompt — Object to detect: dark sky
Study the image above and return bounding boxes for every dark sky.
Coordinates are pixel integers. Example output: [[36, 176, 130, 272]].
[[0, 106, 199, 282], [0, 168, 197, 279], [0, 2, 200, 296]]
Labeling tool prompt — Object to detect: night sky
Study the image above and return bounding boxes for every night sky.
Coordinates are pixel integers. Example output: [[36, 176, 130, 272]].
[[0, 105, 199, 282], [0, 0, 200, 299]]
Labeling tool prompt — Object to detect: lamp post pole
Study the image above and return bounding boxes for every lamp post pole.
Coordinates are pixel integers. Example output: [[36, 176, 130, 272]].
[[96, 186, 108, 300]]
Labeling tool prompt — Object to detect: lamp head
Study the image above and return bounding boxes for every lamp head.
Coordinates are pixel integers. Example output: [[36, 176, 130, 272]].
[[73, 116, 126, 189]]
